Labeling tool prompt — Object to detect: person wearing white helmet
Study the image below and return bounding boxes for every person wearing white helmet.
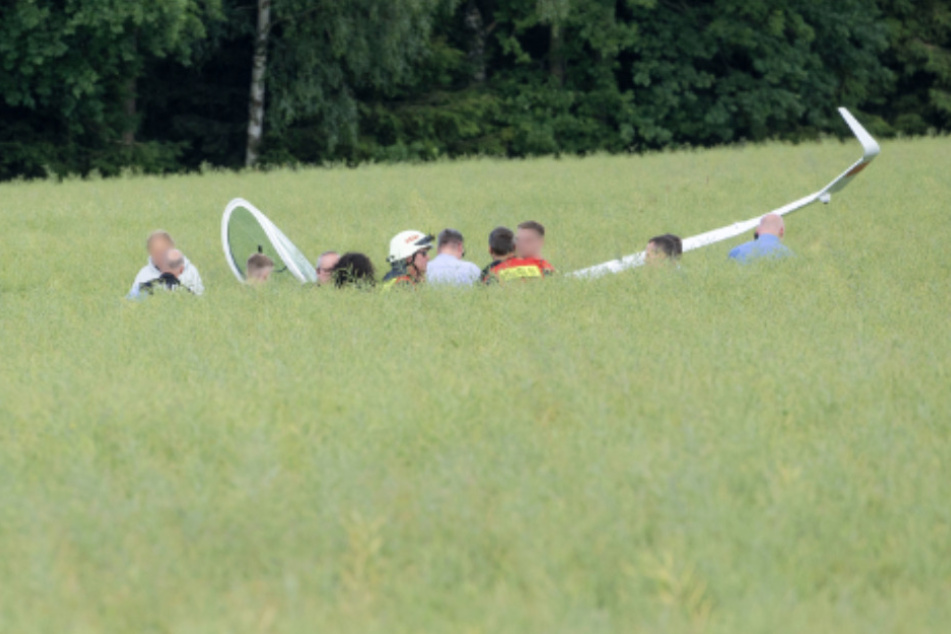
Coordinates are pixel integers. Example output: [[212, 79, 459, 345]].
[[382, 230, 435, 290]]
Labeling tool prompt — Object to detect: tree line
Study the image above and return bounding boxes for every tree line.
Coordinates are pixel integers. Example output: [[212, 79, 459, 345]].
[[1, 0, 948, 181]]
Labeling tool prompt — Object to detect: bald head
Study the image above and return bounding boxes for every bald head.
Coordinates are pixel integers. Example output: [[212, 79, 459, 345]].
[[758, 214, 785, 239], [162, 248, 185, 277]]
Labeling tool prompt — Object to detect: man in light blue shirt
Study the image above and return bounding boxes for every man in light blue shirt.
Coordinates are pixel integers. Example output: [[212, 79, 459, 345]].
[[729, 214, 793, 263], [427, 228, 482, 286]]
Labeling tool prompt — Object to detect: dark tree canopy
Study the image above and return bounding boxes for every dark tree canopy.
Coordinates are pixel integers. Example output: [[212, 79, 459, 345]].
[[0, 0, 947, 181]]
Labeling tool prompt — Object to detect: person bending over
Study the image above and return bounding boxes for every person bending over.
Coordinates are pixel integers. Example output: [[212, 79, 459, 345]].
[[136, 249, 189, 295], [728, 214, 793, 263], [246, 253, 275, 283], [129, 230, 204, 296], [427, 229, 481, 286], [331, 252, 376, 289], [382, 230, 434, 290], [515, 221, 555, 275], [481, 226, 551, 284]]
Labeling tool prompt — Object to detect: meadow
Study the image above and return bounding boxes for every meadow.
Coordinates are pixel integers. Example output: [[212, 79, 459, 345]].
[[1, 135, 950, 633]]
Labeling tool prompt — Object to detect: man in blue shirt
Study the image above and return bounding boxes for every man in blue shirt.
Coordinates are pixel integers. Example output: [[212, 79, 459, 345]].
[[729, 214, 793, 263], [427, 228, 482, 286]]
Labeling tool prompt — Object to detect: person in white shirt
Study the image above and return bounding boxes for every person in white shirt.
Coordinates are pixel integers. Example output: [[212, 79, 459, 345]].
[[129, 230, 204, 297], [426, 229, 482, 287], [134, 248, 192, 295]]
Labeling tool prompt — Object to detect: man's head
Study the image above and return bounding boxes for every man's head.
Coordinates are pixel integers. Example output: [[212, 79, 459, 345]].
[[645, 235, 681, 265], [247, 253, 275, 283], [387, 230, 434, 279], [756, 214, 785, 239], [147, 230, 174, 266], [161, 248, 186, 277], [488, 226, 516, 260], [316, 251, 340, 285], [516, 221, 545, 259], [437, 229, 466, 259]]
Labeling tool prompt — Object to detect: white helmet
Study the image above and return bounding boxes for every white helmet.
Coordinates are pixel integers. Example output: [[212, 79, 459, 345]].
[[387, 230, 434, 263]]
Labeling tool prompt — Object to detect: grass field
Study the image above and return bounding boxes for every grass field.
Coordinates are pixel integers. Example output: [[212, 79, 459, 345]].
[[1, 135, 950, 633]]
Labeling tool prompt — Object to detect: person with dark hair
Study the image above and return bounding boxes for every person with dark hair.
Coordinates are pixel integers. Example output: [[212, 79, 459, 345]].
[[664, 233, 683, 258], [427, 228, 481, 286], [645, 234, 682, 265], [246, 253, 275, 283], [382, 229, 434, 290], [481, 226, 552, 284], [515, 220, 555, 275], [729, 214, 793, 263], [331, 252, 376, 288]]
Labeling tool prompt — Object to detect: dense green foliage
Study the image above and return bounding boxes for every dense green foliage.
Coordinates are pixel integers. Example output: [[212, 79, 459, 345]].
[[2, 138, 950, 631], [1, 0, 949, 179]]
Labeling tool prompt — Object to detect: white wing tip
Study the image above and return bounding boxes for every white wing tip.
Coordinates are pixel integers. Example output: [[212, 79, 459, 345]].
[[838, 107, 881, 159]]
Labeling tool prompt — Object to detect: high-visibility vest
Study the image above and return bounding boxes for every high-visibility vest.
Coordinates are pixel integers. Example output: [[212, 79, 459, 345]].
[[381, 273, 416, 292], [481, 257, 555, 284]]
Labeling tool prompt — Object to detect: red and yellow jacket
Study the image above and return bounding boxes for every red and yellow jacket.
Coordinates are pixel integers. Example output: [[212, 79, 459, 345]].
[[481, 257, 555, 284], [381, 269, 418, 292]]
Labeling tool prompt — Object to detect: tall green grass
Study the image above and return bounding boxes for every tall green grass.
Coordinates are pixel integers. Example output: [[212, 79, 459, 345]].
[[1, 138, 950, 633]]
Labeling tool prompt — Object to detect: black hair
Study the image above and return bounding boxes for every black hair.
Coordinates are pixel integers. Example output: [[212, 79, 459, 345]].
[[648, 235, 680, 260], [663, 233, 683, 258], [488, 226, 516, 257], [332, 252, 377, 288]]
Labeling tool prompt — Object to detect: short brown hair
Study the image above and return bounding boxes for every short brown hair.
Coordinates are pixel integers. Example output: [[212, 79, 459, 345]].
[[517, 221, 545, 237], [247, 253, 275, 278], [488, 226, 516, 257], [437, 228, 465, 249]]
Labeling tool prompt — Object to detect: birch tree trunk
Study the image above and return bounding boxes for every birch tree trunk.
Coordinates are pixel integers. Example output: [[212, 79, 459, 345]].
[[245, 0, 271, 168]]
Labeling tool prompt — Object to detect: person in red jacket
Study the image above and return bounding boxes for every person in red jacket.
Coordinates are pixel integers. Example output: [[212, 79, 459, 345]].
[[481, 226, 553, 284], [515, 221, 555, 275]]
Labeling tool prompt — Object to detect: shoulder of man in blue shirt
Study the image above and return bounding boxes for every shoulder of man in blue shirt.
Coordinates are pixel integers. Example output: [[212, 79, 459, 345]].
[[729, 234, 792, 263]]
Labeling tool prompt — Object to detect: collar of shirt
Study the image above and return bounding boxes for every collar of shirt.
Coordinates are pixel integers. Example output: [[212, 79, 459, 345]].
[[429, 253, 458, 265]]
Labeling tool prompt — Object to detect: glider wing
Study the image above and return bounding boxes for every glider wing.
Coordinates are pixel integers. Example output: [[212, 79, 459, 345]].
[[569, 108, 880, 279]]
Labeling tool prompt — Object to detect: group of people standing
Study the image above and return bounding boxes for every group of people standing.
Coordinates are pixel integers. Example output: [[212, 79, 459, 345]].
[[127, 213, 792, 297]]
